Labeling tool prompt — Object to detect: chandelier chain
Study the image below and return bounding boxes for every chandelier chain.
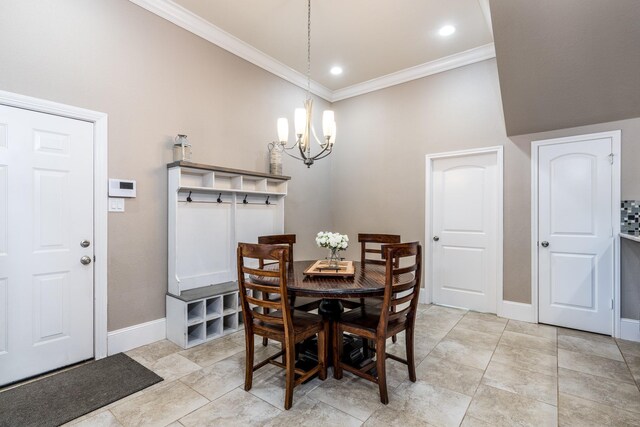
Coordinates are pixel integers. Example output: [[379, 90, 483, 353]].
[[306, 0, 311, 98]]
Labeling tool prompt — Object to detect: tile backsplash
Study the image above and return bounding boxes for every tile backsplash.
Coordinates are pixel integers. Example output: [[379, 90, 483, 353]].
[[621, 200, 640, 234]]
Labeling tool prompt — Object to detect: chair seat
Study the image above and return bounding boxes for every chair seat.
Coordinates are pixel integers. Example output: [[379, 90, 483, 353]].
[[253, 309, 324, 337], [339, 305, 406, 336]]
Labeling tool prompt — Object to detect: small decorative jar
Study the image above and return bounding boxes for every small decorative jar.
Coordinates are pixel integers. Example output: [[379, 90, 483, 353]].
[[173, 134, 192, 162]]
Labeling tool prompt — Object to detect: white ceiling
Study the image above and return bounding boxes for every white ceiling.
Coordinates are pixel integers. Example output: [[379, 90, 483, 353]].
[[132, 0, 495, 101]]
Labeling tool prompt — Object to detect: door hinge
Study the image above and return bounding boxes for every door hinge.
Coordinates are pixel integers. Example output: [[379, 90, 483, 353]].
[[93, 255, 96, 262], [610, 299, 614, 310], [608, 153, 614, 165]]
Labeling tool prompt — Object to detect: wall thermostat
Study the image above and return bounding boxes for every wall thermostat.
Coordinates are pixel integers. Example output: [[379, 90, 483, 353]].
[[109, 179, 136, 198]]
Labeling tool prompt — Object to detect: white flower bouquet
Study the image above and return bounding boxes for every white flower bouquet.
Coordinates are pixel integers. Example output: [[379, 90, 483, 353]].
[[315, 231, 349, 250]]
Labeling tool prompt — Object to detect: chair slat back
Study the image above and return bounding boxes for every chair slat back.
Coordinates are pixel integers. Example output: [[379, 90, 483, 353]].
[[258, 234, 296, 267], [358, 233, 401, 266], [377, 242, 422, 335], [237, 243, 293, 333]]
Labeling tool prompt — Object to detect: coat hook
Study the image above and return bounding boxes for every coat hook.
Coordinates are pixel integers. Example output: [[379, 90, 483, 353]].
[[186, 191, 192, 202], [265, 196, 271, 205], [217, 193, 222, 203], [243, 195, 248, 204]]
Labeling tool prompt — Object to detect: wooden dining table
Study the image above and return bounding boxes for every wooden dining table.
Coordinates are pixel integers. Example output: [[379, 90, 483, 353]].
[[250, 260, 413, 368]]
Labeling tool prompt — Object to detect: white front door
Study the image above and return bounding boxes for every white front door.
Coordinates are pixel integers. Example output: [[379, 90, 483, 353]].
[[537, 136, 614, 335], [0, 105, 94, 385], [430, 150, 500, 313]]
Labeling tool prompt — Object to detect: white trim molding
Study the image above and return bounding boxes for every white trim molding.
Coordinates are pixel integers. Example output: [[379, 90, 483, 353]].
[[425, 146, 504, 315], [128, 0, 496, 103], [500, 301, 535, 323], [619, 318, 640, 342], [332, 44, 496, 102], [0, 90, 109, 359], [531, 130, 622, 337], [107, 318, 167, 355]]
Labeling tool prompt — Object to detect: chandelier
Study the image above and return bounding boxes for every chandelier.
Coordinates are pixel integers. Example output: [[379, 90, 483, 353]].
[[272, 0, 336, 168]]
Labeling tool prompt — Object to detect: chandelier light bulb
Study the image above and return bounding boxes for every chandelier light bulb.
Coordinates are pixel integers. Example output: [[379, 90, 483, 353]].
[[322, 110, 335, 138], [294, 108, 306, 137], [277, 117, 289, 143]]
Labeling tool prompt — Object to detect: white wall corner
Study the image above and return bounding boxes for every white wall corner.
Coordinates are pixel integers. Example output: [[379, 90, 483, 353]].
[[499, 300, 535, 323], [620, 318, 640, 342], [107, 318, 167, 355], [419, 293, 431, 305]]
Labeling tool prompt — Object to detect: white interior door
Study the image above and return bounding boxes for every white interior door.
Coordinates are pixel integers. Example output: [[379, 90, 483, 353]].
[[430, 150, 499, 313], [0, 105, 94, 385], [537, 137, 613, 335]]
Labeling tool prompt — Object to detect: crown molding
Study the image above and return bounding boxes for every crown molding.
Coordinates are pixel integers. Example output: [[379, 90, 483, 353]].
[[129, 0, 495, 103], [331, 43, 496, 102], [128, 0, 333, 101]]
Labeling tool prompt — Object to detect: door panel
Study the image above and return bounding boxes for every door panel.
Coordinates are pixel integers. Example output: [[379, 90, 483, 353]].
[[0, 105, 94, 385], [538, 138, 613, 334], [432, 152, 498, 313]]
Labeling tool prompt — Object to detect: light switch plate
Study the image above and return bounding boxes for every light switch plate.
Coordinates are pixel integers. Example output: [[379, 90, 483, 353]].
[[109, 197, 125, 212]]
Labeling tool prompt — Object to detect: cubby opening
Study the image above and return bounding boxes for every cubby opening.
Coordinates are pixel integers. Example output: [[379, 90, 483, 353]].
[[187, 301, 204, 325], [223, 313, 237, 333], [206, 296, 222, 318], [187, 323, 204, 346], [223, 293, 236, 314], [206, 318, 222, 339]]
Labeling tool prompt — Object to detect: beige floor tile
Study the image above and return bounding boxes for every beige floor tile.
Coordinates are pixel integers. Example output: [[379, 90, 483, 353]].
[[618, 339, 640, 358], [382, 380, 471, 427], [179, 349, 274, 401], [558, 328, 615, 345], [624, 353, 640, 384], [459, 415, 494, 426], [415, 355, 484, 396], [558, 349, 635, 383], [364, 406, 435, 427], [505, 320, 557, 340], [491, 343, 557, 376], [499, 330, 557, 356], [558, 334, 624, 361], [179, 336, 245, 367], [482, 360, 557, 405], [68, 410, 122, 427], [125, 340, 183, 367], [265, 396, 362, 427], [248, 363, 324, 411], [145, 353, 202, 382], [110, 381, 208, 427], [386, 327, 447, 362], [558, 367, 640, 414], [418, 306, 465, 332], [179, 388, 281, 426], [466, 384, 557, 427], [455, 312, 507, 335], [430, 338, 494, 370], [446, 327, 501, 351], [307, 374, 384, 421], [558, 393, 640, 427]]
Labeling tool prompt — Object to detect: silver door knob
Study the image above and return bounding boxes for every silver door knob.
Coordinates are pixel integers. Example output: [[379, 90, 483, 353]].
[[80, 240, 91, 248], [541, 241, 549, 248], [433, 236, 440, 242], [80, 256, 92, 265]]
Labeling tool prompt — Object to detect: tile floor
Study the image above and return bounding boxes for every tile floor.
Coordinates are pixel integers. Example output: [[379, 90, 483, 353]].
[[65, 304, 640, 426]]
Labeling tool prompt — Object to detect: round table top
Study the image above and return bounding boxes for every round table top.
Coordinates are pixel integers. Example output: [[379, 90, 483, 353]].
[[252, 260, 408, 299]]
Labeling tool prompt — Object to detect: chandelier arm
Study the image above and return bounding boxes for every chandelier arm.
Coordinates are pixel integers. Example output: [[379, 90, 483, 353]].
[[281, 148, 305, 161], [311, 147, 333, 161]]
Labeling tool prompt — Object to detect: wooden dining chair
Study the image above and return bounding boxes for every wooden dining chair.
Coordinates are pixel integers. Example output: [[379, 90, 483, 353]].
[[257, 234, 321, 347], [237, 243, 328, 410], [332, 241, 422, 405], [358, 233, 402, 342]]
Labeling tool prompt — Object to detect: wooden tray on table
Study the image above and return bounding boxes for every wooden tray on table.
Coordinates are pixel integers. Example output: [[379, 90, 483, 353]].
[[303, 260, 355, 278]]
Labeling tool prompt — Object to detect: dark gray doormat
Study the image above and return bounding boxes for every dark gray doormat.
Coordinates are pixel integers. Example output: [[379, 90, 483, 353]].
[[0, 353, 162, 427]]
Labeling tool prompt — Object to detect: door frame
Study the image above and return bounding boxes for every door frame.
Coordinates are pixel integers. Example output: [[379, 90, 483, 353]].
[[531, 130, 621, 337], [0, 90, 109, 358], [424, 146, 504, 313]]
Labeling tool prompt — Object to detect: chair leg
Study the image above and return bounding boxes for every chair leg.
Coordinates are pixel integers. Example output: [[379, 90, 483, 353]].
[[376, 340, 389, 404], [406, 326, 416, 382], [262, 336, 269, 346], [284, 338, 296, 410], [332, 322, 343, 379], [317, 322, 328, 380], [391, 306, 397, 343], [244, 331, 255, 391]]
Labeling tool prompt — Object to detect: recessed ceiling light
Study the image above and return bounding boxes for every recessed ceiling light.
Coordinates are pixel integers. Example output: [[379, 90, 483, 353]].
[[330, 66, 343, 76], [438, 25, 456, 37]]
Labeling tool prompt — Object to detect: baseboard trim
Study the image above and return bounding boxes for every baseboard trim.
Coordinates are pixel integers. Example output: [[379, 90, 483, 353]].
[[107, 318, 166, 355], [499, 300, 535, 323], [620, 318, 640, 342], [419, 293, 431, 305]]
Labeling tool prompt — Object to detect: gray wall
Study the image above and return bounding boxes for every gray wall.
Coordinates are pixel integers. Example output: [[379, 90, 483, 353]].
[[0, 0, 333, 331], [621, 238, 640, 320]]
